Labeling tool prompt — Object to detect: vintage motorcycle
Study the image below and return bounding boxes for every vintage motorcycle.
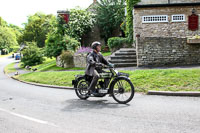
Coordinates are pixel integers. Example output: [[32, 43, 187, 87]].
[[72, 65, 134, 104]]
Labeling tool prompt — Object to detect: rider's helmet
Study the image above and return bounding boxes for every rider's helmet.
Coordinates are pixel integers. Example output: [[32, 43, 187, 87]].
[[91, 41, 101, 50]]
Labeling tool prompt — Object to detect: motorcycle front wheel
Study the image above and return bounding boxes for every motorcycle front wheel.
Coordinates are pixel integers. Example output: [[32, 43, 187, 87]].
[[111, 77, 134, 104]]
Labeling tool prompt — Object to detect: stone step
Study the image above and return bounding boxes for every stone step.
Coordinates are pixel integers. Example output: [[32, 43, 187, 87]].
[[110, 55, 137, 60], [109, 59, 137, 63], [114, 63, 137, 67], [115, 52, 136, 56], [119, 48, 136, 52]]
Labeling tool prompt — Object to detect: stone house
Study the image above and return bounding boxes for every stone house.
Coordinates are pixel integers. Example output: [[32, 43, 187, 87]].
[[133, 0, 200, 67]]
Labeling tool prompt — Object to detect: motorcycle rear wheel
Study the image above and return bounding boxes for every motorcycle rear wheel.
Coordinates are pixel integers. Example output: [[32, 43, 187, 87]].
[[75, 77, 90, 100]]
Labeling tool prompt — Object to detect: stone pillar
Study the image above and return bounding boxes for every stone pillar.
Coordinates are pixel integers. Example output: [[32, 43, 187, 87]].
[[136, 34, 140, 67]]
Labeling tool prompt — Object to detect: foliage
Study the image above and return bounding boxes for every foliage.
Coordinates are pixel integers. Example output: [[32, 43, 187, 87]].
[[65, 8, 96, 41], [0, 17, 7, 27], [96, 0, 125, 42], [63, 35, 80, 51], [107, 37, 131, 52], [19, 12, 56, 48], [45, 31, 64, 58], [10, 45, 20, 53], [16, 69, 200, 92], [21, 42, 44, 66], [45, 32, 80, 58], [0, 26, 18, 51], [126, 0, 140, 42], [59, 51, 74, 67], [75, 47, 92, 54], [8, 24, 23, 44]]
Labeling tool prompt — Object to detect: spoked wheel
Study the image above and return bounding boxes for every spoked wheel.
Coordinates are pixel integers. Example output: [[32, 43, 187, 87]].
[[75, 77, 90, 100], [111, 77, 134, 104]]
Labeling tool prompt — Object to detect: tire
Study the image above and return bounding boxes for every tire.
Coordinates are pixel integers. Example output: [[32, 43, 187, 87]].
[[75, 77, 89, 100], [111, 77, 134, 104]]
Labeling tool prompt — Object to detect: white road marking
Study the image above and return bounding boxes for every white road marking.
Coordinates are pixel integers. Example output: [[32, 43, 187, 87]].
[[0, 108, 58, 127]]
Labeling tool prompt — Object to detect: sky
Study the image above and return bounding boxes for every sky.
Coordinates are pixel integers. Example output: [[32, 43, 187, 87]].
[[0, 0, 94, 27]]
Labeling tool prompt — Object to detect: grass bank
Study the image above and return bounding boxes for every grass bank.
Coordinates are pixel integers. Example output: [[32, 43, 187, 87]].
[[20, 58, 85, 72], [4, 63, 16, 74], [15, 69, 200, 92]]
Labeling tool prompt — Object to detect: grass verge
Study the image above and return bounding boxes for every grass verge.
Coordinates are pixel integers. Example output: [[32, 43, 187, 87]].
[[15, 69, 200, 92], [0, 53, 13, 58], [4, 63, 16, 74]]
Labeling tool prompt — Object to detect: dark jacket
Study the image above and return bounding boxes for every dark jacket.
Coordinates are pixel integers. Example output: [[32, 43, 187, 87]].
[[85, 51, 109, 76]]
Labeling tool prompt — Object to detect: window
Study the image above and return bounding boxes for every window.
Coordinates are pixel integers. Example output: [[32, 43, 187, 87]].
[[172, 14, 185, 22], [142, 15, 168, 23]]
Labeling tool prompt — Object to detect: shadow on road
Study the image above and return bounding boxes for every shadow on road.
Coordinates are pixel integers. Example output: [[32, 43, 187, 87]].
[[61, 98, 130, 112]]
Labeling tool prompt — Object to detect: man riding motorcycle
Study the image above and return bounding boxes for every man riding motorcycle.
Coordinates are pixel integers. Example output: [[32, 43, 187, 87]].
[[85, 41, 114, 95]]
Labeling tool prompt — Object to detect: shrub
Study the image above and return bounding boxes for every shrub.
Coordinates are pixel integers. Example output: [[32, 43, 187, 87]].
[[21, 42, 44, 66], [107, 37, 132, 52], [45, 33, 80, 58], [59, 51, 74, 68], [63, 35, 80, 51]]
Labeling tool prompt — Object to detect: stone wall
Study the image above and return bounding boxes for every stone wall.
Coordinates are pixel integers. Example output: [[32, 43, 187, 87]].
[[56, 56, 74, 68], [134, 6, 200, 39], [138, 0, 200, 5], [56, 54, 87, 68], [73, 54, 87, 68], [136, 37, 200, 67]]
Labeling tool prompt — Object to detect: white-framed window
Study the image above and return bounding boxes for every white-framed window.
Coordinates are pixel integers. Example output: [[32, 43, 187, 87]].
[[142, 15, 168, 23], [172, 14, 185, 22]]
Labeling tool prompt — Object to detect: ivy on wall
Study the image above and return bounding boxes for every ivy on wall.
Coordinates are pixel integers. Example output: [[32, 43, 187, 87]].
[[126, 0, 140, 42]]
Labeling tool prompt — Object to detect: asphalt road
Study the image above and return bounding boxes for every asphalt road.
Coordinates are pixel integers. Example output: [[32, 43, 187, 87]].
[[0, 57, 200, 133]]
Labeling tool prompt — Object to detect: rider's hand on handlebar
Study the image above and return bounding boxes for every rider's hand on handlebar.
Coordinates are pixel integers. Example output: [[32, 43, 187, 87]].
[[108, 63, 114, 68]]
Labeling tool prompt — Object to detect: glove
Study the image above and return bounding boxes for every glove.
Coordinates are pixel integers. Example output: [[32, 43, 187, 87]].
[[108, 63, 114, 68]]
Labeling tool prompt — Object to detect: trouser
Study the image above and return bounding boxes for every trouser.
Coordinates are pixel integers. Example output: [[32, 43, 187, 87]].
[[88, 70, 100, 91]]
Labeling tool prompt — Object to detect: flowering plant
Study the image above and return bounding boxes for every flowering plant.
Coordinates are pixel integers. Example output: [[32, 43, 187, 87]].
[[75, 47, 92, 54]]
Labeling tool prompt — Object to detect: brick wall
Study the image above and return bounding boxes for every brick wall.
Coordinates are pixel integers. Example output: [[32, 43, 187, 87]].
[[136, 37, 200, 67]]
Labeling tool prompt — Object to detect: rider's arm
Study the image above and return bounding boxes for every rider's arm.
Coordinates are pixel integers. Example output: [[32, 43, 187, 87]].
[[99, 54, 109, 65], [87, 54, 96, 66]]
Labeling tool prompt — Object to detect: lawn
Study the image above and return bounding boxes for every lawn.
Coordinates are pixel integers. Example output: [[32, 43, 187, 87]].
[[102, 52, 111, 57], [21, 57, 85, 72], [4, 62, 16, 74], [15, 69, 200, 92]]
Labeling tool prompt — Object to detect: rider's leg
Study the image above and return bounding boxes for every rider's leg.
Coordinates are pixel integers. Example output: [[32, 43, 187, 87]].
[[88, 70, 100, 93]]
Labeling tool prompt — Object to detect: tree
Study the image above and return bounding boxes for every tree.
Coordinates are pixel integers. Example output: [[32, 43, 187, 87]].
[[21, 42, 44, 66], [65, 8, 96, 42], [0, 26, 18, 52], [20, 13, 56, 48], [45, 8, 93, 58], [95, 0, 125, 42], [0, 17, 7, 27], [8, 24, 23, 44], [126, 0, 140, 42]]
